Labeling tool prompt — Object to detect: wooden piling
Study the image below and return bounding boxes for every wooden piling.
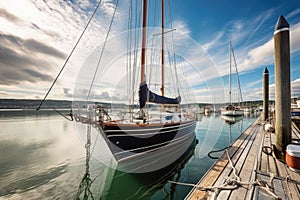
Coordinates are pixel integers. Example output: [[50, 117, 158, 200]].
[[263, 68, 269, 121], [274, 15, 291, 155]]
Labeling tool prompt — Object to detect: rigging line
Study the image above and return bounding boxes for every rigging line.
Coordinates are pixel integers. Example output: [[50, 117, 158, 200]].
[[130, 0, 136, 105], [229, 41, 232, 104], [134, 0, 141, 108], [127, 0, 132, 107], [132, 0, 142, 106], [168, 50, 177, 96], [152, 28, 176, 37], [231, 45, 243, 103], [130, 1, 136, 113], [129, 0, 134, 108], [149, 0, 159, 93], [148, 36, 155, 106], [127, 0, 133, 108], [36, 0, 103, 111], [86, 0, 119, 102], [126, 3, 129, 104], [153, 0, 157, 27], [178, 61, 187, 103], [130, 0, 139, 107], [168, 0, 180, 96], [53, 108, 74, 121]]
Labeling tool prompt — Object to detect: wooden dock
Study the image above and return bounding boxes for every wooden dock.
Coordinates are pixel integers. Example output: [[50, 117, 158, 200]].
[[185, 117, 300, 200]]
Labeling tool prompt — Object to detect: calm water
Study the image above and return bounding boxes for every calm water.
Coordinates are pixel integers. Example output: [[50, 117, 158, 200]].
[[0, 110, 259, 200]]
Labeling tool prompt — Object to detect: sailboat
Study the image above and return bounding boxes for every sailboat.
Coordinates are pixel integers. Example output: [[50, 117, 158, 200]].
[[73, 0, 196, 172], [221, 41, 243, 116]]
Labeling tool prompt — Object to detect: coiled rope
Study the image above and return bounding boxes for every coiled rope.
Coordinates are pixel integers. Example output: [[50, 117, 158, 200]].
[[169, 149, 281, 199]]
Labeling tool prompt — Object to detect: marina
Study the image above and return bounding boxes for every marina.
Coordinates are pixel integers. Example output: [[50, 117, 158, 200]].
[[184, 15, 300, 200], [1, 0, 300, 200], [0, 109, 258, 199], [185, 117, 300, 200]]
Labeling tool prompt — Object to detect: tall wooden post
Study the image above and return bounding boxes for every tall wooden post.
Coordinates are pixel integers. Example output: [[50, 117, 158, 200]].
[[263, 68, 269, 121], [274, 15, 291, 155]]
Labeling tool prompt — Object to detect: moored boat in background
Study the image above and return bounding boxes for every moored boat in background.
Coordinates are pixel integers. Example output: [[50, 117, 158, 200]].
[[221, 41, 243, 117]]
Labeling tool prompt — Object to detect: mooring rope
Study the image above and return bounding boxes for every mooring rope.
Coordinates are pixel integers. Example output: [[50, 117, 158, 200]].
[[169, 149, 281, 199], [208, 145, 232, 159]]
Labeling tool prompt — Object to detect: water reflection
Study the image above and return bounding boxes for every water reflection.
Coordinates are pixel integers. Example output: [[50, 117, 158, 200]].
[[0, 163, 67, 196], [0, 110, 85, 199], [101, 142, 196, 200], [76, 120, 94, 200], [76, 137, 197, 200], [221, 115, 243, 124], [0, 110, 258, 200]]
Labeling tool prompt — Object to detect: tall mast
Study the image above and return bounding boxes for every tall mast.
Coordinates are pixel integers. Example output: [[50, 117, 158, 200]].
[[161, 0, 165, 96], [141, 0, 147, 84], [229, 41, 232, 104]]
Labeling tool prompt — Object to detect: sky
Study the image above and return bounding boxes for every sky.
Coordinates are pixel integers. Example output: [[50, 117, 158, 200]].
[[1, 0, 300, 104]]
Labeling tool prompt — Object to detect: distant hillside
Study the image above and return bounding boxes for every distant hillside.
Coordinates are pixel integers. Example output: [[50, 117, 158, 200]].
[[0, 99, 72, 109], [0, 99, 128, 109], [0, 99, 275, 109]]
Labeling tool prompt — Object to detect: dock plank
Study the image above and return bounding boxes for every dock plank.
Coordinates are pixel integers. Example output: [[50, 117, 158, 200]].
[[186, 120, 258, 200], [230, 125, 263, 199], [269, 129, 291, 199], [216, 126, 258, 200], [186, 117, 300, 200], [245, 125, 266, 200], [260, 130, 269, 173], [255, 174, 275, 200], [258, 121, 300, 200]]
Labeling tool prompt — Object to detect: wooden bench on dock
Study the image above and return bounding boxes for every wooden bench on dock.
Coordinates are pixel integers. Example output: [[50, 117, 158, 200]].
[[185, 118, 300, 200]]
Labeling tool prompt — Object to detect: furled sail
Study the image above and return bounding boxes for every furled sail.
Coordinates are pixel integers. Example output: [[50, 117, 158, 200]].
[[139, 82, 181, 108]]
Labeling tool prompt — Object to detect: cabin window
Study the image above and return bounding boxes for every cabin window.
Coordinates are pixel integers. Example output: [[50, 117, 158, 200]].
[[165, 116, 173, 121]]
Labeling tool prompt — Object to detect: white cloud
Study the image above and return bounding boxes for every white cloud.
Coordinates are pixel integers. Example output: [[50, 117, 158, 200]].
[[239, 39, 274, 71], [198, 7, 300, 102], [0, 0, 123, 100], [243, 76, 300, 101], [238, 21, 300, 72], [1, 1, 300, 103], [287, 8, 300, 19], [291, 23, 300, 52], [291, 78, 300, 97]]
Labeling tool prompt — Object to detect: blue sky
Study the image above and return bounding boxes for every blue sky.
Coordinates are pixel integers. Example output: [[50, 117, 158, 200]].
[[172, 0, 300, 102], [0, 0, 300, 104]]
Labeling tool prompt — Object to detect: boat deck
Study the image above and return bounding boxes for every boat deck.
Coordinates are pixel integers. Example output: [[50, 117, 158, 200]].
[[185, 117, 300, 200]]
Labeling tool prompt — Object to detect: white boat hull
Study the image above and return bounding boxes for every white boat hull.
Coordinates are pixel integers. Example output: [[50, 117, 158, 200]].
[[221, 109, 244, 116]]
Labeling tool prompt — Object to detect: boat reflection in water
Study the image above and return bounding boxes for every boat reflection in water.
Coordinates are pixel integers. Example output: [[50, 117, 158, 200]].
[[221, 115, 243, 125], [207, 115, 243, 160], [222, 115, 243, 145], [76, 137, 197, 200]]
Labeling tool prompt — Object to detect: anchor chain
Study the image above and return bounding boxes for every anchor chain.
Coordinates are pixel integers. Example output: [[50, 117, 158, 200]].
[[76, 107, 95, 200]]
